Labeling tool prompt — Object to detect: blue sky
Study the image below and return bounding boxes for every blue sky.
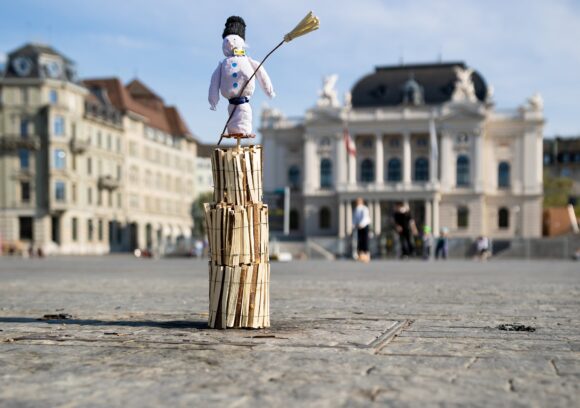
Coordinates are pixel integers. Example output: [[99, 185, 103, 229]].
[[1, 0, 579, 142]]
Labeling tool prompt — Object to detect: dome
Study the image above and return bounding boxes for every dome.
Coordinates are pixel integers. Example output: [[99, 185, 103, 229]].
[[351, 62, 487, 108]]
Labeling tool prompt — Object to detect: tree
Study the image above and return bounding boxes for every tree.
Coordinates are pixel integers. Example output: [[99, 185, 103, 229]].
[[191, 192, 213, 238]]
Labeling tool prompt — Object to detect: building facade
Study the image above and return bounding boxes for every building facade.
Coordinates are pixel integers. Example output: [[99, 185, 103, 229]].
[[260, 62, 544, 244], [0, 43, 197, 254]]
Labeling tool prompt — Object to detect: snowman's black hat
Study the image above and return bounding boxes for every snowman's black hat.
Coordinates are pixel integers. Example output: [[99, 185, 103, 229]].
[[222, 16, 246, 40]]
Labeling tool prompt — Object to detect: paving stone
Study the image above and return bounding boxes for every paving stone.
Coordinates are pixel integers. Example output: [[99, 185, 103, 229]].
[[0, 257, 579, 407]]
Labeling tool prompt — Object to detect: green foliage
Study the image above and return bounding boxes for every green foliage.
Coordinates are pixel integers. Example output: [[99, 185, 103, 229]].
[[543, 171, 580, 216], [191, 192, 213, 237]]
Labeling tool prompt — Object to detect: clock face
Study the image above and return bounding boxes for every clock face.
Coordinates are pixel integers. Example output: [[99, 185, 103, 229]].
[[45, 60, 63, 78], [12, 56, 33, 76]]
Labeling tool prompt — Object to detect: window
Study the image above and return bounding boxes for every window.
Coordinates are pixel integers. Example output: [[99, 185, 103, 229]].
[[19, 217, 33, 240], [288, 165, 301, 189], [417, 138, 428, 147], [387, 158, 401, 182], [498, 162, 510, 188], [107, 134, 112, 150], [319, 207, 331, 230], [457, 206, 469, 229], [55, 181, 66, 202], [498, 207, 509, 229], [117, 165, 122, 180], [117, 193, 122, 209], [53, 115, 65, 136], [87, 219, 94, 241], [49, 89, 58, 105], [53, 149, 66, 169], [71, 217, 78, 241], [320, 159, 333, 188], [320, 137, 331, 147], [98, 219, 104, 241], [389, 138, 400, 148], [21, 182, 30, 202], [20, 88, 28, 105], [87, 157, 92, 175], [456, 155, 470, 187], [116, 137, 121, 153], [97, 132, 102, 147], [20, 119, 29, 137], [18, 149, 29, 169], [290, 209, 300, 231], [71, 183, 77, 203], [360, 158, 374, 182], [87, 187, 92, 205], [414, 157, 429, 181], [543, 153, 552, 165], [362, 138, 373, 149]]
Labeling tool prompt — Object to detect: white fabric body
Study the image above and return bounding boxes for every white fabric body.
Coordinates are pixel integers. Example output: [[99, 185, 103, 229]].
[[208, 35, 275, 135], [353, 204, 371, 229]]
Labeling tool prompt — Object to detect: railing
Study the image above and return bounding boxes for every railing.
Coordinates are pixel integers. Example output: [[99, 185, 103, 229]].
[[0, 135, 41, 151], [98, 175, 121, 190]]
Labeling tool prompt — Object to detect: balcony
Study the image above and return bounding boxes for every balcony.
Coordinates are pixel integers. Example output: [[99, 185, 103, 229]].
[[0, 135, 41, 151], [98, 175, 120, 190], [70, 137, 90, 154]]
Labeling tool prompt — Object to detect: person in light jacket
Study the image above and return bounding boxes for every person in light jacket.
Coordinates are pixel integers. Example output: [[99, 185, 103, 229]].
[[353, 197, 371, 263]]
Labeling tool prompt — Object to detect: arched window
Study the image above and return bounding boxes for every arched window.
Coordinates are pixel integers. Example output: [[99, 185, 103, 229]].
[[498, 162, 510, 188], [457, 206, 469, 228], [456, 155, 470, 187], [387, 158, 401, 182], [289, 209, 299, 231], [320, 159, 333, 188], [319, 207, 331, 230], [498, 207, 509, 229], [414, 157, 429, 181], [288, 165, 300, 189], [360, 158, 374, 182]]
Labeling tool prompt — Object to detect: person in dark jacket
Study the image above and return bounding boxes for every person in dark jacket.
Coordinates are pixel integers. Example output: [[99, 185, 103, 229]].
[[393, 202, 416, 258]]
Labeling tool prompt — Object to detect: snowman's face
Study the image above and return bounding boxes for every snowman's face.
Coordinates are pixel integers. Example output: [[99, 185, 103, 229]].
[[222, 35, 246, 57]]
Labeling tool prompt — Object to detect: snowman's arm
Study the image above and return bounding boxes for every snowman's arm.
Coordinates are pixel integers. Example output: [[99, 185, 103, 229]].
[[249, 58, 275, 98], [208, 62, 222, 110]]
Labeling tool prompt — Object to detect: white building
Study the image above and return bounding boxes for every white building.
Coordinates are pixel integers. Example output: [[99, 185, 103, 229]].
[[260, 62, 544, 246]]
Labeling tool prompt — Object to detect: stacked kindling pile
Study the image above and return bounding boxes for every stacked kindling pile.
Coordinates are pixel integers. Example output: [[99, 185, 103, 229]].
[[204, 145, 270, 329]]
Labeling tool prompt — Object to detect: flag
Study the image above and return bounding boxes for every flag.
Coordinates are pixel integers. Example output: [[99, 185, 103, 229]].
[[344, 126, 356, 157]]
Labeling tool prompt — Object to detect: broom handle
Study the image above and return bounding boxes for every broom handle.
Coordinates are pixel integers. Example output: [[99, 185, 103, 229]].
[[218, 39, 285, 145]]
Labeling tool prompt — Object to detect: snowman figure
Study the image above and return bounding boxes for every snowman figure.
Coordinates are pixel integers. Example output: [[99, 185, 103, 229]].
[[208, 16, 275, 136]]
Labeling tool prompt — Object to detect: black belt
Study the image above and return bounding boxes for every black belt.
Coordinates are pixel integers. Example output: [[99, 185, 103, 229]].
[[228, 96, 249, 105]]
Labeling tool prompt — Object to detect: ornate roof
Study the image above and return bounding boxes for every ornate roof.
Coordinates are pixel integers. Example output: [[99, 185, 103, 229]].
[[351, 62, 487, 108]]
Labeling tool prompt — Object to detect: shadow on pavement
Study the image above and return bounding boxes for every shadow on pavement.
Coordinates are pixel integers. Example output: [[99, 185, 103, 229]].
[[0, 317, 209, 330]]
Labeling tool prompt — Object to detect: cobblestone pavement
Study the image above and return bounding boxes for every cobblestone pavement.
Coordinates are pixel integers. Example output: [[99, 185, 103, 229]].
[[0, 256, 579, 407]]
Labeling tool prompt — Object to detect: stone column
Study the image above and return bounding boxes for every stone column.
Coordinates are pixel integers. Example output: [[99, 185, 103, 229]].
[[336, 132, 347, 187], [303, 136, 316, 194], [373, 200, 381, 236], [338, 200, 346, 238], [346, 200, 353, 235], [432, 198, 440, 237], [440, 131, 452, 190], [424, 199, 432, 232], [403, 131, 411, 185], [348, 145, 357, 186], [473, 132, 484, 192], [430, 134, 438, 184], [375, 132, 384, 185]]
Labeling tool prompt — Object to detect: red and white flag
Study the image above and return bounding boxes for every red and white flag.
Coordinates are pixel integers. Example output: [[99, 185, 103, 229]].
[[343, 126, 356, 157]]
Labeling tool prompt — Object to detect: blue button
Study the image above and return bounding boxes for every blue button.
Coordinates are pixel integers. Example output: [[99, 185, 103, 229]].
[[233, 72, 238, 78], [232, 62, 237, 67], [233, 82, 238, 88]]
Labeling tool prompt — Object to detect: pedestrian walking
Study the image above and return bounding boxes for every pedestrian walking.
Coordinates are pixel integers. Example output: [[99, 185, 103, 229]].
[[435, 227, 449, 260], [422, 225, 432, 260], [353, 198, 371, 263], [393, 202, 416, 258]]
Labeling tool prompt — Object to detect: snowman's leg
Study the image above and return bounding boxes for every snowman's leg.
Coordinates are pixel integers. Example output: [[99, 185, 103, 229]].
[[227, 103, 253, 135]]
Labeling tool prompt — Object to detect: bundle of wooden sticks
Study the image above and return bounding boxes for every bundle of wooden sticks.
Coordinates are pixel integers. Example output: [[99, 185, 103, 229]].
[[204, 145, 270, 329]]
